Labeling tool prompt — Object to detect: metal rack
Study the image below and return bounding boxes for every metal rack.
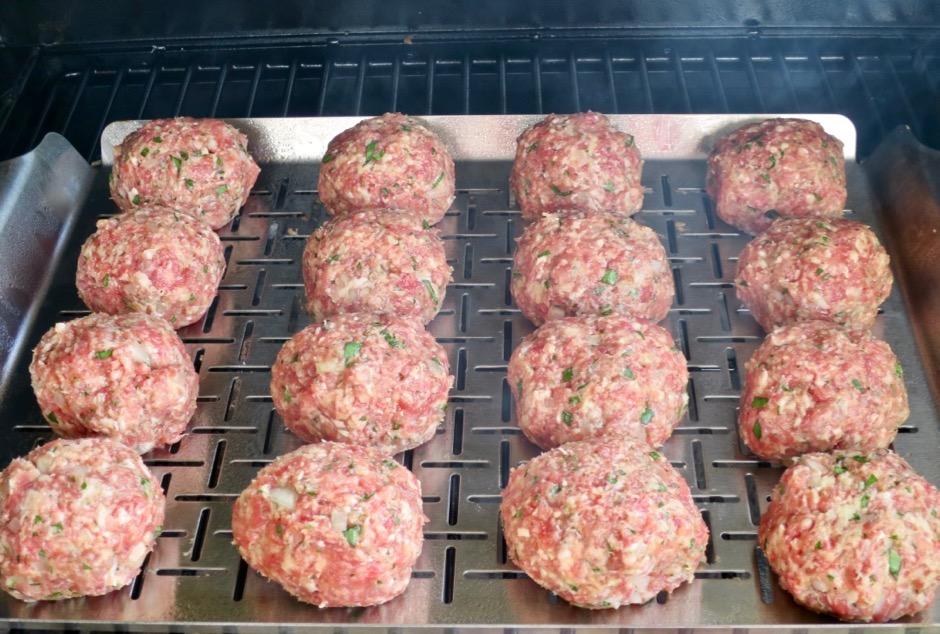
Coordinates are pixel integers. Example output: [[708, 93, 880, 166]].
[[2, 37, 938, 162]]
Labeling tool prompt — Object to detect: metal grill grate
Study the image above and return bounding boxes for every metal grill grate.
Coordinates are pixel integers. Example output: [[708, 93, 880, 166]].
[[3, 37, 939, 163], [1, 116, 937, 628]]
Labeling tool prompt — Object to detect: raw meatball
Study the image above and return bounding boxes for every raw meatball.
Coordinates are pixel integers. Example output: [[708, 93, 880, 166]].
[[739, 321, 908, 461], [29, 313, 198, 454], [759, 450, 940, 622], [501, 438, 707, 608], [318, 113, 455, 224], [271, 313, 452, 453], [302, 210, 451, 324], [511, 210, 674, 326], [0, 438, 165, 602], [76, 206, 226, 328], [231, 442, 427, 607], [735, 217, 892, 331], [510, 112, 644, 220], [706, 118, 846, 234], [110, 117, 260, 230], [508, 315, 688, 449]]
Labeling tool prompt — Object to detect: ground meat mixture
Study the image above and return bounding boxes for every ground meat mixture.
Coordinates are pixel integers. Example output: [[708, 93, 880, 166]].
[[510, 112, 644, 220], [0, 438, 165, 602], [270, 313, 452, 453], [735, 217, 892, 332], [706, 118, 846, 234], [231, 442, 427, 607], [302, 209, 451, 324], [30, 313, 199, 454], [739, 320, 908, 461], [317, 113, 455, 224], [759, 450, 940, 622], [508, 315, 688, 449], [501, 437, 708, 608], [76, 206, 226, 328], [511, 210, 674, 326], [110, 117, 260, 230]]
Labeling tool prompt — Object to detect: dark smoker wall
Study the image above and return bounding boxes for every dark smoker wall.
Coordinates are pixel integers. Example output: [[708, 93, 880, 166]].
[[4, 0, 940, 44]]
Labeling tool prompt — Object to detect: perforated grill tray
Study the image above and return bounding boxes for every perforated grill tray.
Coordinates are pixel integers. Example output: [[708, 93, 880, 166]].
[[0, 115, 937, 630]]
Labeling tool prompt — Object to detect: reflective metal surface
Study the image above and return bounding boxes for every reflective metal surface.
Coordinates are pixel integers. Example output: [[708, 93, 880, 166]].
[[0, 115, 935, 630]]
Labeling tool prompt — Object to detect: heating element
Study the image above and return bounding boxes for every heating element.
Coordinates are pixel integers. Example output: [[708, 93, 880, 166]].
[[0, 115, 935, 630]]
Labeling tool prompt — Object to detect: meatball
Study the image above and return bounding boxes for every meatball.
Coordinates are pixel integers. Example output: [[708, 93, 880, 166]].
[[0, 438, 165, 602], [109, 117, 260, 230], [231, 442, 427, 607], [510, 112, 644, 220], [759, 450, 940, 622], [302, 210, 451, 324], [501, 438, 707, 608], [271, 313, 452, 453], [76, 206, 226, 328], [735, 217, 892, 331], [739, 321, 908, 461], [511, 210, 674, 326], [29, 313, 199, 454], [317, 113, 455, 224], [508, 315, 688, 450], [706, 118, 846, 234]]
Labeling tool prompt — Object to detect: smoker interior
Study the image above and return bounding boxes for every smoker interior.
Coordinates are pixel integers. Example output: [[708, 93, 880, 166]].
[[2, 13, 940, 633]]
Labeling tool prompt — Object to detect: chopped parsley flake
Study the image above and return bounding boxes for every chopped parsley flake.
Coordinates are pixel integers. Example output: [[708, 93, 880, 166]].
[[888, 548, 902, 579], [561, 411, 573, 426], [94, 349, 113, 359], [550, 184, 572, 197], [216, 184, 228, 195], [852, 378, 866, 391], [562, 367, 573, 382], [322, 152, 335, 164], [751, 396, 769, 408], [622, 367, 635, 380], [865, 474, 878, 488], [812, 192, 823, 202], [601, 269, 619, 285], [639, 407, 654, 425], [343, 341, 363, 365], [140, 147, 150, 157], [422, 280, 439, 307], [381, 330, 403, 348], [895, 362, 903, 378], [537, 249, 551, 258], [185, 179, 194, 191], [344, 524, 363, 546], [649, 451, 660, 460], [603, 182, 616, 193], [101, 274, 110, 287], [364, 140, 384, 165], [171, 155, 182, 174], [132, 194, 141, 206], [432, 172, 445, 188], [753, 420, 763, 440]]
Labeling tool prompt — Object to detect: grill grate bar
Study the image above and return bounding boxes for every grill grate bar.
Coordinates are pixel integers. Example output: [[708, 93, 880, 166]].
[[281, 59, 299, 117], [850, 51, 888, 140], [173, 64, 195, 118], [775, 51, 802, 113], [742, 53, 768, 113], [86, 65, 127, 160], [672, 50, 694, 113], [707, 51, 730, 113], [60, 67, 92, 139], [883, 55, 923, 140]]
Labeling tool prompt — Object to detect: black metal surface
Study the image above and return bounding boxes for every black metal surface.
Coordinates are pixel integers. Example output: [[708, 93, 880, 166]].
[[0, 36, 939, 164]]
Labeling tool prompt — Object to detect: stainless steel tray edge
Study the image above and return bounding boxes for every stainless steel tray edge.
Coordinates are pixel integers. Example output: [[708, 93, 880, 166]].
[[0, 116, 933, 632]]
